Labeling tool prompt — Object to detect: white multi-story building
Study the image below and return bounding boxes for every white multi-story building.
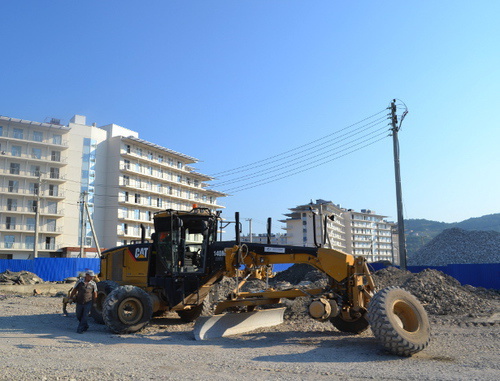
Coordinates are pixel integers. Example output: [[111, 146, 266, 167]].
[[0, 114, 225, 259], [281, 199, 346, 251], [344, 209, 395, 263], [282, 200, 396, 263]]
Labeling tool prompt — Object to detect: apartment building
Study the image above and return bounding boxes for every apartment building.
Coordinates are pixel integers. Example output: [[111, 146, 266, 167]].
[[282, 200, 396, 263], [344, 209, 395, 263], [281, 199, 346, 251], [0, 114, 225, 259]]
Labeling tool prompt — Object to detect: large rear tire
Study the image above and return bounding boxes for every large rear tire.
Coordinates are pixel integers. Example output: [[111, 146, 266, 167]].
[[330, 313, 369, 334], [368, 286, 430, 357], [103, 285, 153, 334], [91, 280, 119, 324]]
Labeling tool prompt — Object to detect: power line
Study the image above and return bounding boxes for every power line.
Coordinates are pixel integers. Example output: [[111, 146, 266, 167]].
[[210, 108, 388, 177], [223, 133, 389, 193], [212, 124, 389, 188]]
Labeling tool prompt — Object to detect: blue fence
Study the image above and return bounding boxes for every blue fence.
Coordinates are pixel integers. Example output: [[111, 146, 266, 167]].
[[1, 259, 499, 289], [0, 258, 100, 282]]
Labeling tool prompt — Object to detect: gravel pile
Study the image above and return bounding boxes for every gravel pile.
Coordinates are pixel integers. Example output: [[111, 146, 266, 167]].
[[0, 270, 44, 285], [409, 228, 500, 266], [373, 266, 500, 317]]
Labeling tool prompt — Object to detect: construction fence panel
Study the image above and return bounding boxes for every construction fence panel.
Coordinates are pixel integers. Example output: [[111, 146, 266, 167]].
[[407, 264, 500, 290], [0, 259, 34, 273], [0, 258, 100, 282]]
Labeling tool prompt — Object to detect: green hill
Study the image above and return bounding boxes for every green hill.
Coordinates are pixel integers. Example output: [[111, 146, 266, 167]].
[[404, 213, 500, 256]]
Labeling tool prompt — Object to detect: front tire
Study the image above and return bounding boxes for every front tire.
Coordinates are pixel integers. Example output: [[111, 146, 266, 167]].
[[368, 286, 430, 356], [103, 285, 153, 334]]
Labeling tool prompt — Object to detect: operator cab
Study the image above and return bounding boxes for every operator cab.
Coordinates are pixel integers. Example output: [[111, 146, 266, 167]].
[[151, 208, 219, 276]]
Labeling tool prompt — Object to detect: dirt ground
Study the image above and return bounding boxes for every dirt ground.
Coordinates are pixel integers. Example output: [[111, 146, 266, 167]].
[[0, 294, 499, 381]]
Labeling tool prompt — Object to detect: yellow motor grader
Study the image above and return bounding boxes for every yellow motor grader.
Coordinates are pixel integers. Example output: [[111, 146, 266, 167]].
[[88, 207, 430, 357]]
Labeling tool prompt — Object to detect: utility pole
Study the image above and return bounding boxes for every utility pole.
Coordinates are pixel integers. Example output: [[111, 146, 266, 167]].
[[83, 201, 101, 257], [390, 99, 408, 270], [78, 191, 87, 258], [246, 218, 252, 242], [32, 173, 43, 259]]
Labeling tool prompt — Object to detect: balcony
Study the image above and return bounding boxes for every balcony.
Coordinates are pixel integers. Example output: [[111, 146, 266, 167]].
[[0, 223, 63, 234], [0, 242, 61, 251]]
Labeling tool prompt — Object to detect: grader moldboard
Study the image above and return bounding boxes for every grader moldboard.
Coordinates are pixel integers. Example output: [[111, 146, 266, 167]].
[[87, 207, 430, 357]]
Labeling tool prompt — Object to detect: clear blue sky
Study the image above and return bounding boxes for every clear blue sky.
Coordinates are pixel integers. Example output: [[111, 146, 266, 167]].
[[2, 1, 499, 235]]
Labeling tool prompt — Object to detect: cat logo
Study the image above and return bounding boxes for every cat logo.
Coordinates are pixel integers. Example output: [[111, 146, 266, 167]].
[[134, 246, 149, 259]]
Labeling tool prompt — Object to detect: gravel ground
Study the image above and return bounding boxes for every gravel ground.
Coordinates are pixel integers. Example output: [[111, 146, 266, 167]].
[[1, 294, 499, 381]]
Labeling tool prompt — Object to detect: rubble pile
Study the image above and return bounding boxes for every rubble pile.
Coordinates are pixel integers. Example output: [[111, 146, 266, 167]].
[[409, 228, 500, 266], [0, 270, 44, 285], [373, 267, 499, 316]]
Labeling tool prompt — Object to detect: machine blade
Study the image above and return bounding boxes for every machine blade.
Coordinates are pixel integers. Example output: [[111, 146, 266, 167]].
[[193, 307, 285, 340]]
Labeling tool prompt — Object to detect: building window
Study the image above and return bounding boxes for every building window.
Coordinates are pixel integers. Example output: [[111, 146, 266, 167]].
[[123, 223, 128, 235], [158, 155, 163, 163], [52, 134, 62, 144], [9, 163, 20, 175], [136, 147, 142, 156], [4, 235, 15, 248], [49, 167, 59, 179], [7, 199, 17, 211], [31, 148, 42, 159], [177, 161, 183, 169], [123, 175, 130, 186], [177, 175, 182, 183], [27, 218, 35, 230], [49, 184, 58, 196], [124, 191, 129, 202], [157, 198, 162, 208], [33, 131, 43, 142], [6, 216, 16, 230], [30, 200, 38, 213], [134, 209, 140, 220], [29, 183, 40, 195], [13, 128, 23, 139], [135, 193, 141, 204], [47, 201, 57, 214], [8, 180, 19, 193], [148, 151, 153, 160], [11, 146, 21, 157], [51, 151, 61, 162], [25, 236, 34, 249], [124, 160, 130, 170]]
